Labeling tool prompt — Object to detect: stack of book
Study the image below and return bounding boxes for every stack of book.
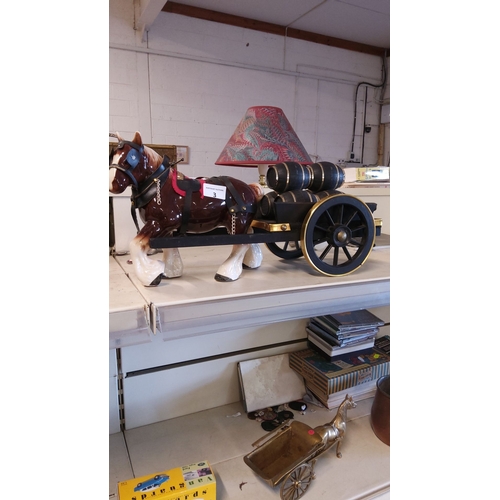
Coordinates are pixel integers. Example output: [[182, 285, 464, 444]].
[[306, 309, 385, 361], [289, 344, 390, 409], [373, 334, 390, 356]]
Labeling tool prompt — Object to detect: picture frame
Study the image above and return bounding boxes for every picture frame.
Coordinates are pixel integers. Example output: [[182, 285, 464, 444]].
[[109, 143, 178, 163], [146, 144, 178, 163], [176, 146, 189, 164]]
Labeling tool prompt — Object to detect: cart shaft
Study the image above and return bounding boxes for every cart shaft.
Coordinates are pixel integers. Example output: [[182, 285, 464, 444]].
[[150, 227, 299, 248]]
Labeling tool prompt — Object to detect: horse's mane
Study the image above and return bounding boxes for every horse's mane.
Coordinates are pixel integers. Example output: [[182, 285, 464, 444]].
[[143, 144, 163, 167]]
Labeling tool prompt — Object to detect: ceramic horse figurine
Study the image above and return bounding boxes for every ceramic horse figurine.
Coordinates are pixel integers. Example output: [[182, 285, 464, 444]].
[[312, 394, 357, 458], [109, 131, 264, 286]]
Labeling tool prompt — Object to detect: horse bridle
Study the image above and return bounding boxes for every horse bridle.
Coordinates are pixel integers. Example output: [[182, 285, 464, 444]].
[[109, 140, 145, 189]]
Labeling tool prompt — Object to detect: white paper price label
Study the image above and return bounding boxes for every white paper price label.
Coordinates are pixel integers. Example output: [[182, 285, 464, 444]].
[[203, 183, 226, 200]]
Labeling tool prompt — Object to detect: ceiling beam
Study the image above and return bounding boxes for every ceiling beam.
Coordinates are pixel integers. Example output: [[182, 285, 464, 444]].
[[162, 1, 388, 57], [135, 0, 168, 41]]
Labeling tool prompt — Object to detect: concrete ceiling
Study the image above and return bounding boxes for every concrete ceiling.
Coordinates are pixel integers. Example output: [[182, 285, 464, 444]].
[[136, 0, 390, 54]]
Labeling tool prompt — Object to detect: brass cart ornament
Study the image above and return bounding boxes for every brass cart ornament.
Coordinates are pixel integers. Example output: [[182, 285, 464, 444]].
[[244, 395, 357, 500]]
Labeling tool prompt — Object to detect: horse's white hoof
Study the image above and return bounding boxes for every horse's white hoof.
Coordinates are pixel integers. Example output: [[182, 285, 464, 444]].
[[146, 274, 163, 286], [214, 273, 237, 282], [163, 273, 182, 279], [242, 263, 260, 270]]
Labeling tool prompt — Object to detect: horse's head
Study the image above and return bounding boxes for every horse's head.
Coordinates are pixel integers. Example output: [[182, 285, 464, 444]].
[[109, 131, 160, 194], [344, 395, 357, 409]]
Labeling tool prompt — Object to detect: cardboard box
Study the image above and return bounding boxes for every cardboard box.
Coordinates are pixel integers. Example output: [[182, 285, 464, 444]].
[[118, 460, 216, 500]]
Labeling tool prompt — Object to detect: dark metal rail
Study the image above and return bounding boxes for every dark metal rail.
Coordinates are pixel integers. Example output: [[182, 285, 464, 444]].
[[150, 226, 300, 249]]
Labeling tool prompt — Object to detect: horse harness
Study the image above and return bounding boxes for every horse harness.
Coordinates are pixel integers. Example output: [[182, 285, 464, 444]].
[[110, 140, 255, 234]]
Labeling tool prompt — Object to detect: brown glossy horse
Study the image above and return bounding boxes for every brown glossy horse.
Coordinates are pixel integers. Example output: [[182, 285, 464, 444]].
[[109, 131, 264, 286]]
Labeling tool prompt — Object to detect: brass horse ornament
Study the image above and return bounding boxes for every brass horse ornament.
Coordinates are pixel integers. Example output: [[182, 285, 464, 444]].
[[311, 394, 357, 459], [109, 132, 264, 286], [244, 394, 357, 499]]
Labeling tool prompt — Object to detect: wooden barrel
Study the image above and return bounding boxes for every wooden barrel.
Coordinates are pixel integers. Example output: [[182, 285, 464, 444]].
[[266, 162, 312, 193], [260, 191, 279, 217], [276, 189, 316, 203], [309, 162, 345, 192], [313, 188, 342, 201]]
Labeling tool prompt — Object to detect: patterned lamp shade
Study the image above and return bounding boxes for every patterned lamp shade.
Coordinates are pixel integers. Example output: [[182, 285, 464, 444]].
[[215, 106, 312, 166]]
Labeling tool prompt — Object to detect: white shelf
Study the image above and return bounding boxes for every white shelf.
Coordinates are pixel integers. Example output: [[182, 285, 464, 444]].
[[113, 243, 389, 341], [109, 256, 152, 349], [343, 183, 390, 193]]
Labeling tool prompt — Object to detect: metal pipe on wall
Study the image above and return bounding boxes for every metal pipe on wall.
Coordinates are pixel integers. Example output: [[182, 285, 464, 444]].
[[377, 123, 385, 165]]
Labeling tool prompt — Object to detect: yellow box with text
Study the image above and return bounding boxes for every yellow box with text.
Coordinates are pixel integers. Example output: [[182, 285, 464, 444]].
[[118, 460, 216, 500]]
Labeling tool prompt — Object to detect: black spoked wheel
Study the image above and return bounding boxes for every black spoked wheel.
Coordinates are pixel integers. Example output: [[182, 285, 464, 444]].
[[266, 241, 303, 259], [301, 194, 375, 276], [280, 463, 315, 500]]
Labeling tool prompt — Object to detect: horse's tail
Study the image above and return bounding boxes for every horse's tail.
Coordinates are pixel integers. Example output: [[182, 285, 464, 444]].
[[249, 183, 264, 202]]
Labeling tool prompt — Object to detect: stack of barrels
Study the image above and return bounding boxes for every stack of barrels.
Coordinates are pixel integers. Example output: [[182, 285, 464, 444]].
[[260, 161, 345, 218]]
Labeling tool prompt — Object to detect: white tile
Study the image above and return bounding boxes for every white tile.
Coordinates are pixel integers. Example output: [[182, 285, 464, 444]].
[[109, 432, 133, 498], [124, 402, 266, 476], [214, 457, 282, 499], [114, 398, 390, 498]]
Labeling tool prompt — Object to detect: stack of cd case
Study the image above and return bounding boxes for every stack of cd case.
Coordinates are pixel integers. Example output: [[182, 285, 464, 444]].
[[306, 310, 385, 361]]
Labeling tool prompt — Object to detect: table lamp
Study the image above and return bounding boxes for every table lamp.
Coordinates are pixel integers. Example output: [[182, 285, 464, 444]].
[[215, 106, 312, 187]]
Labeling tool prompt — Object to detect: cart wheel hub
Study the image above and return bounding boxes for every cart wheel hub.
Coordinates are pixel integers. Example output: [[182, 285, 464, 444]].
[[336, 229, 348, 243], [330, 225, 351, 246]]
